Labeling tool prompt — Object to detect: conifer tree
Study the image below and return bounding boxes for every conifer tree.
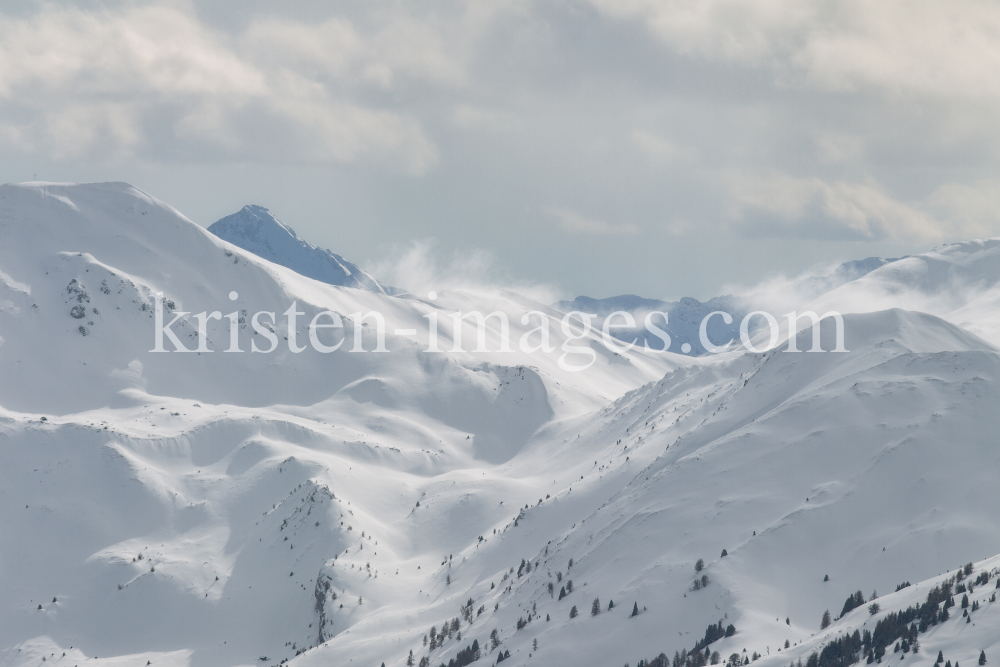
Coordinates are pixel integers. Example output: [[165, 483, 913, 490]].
[[980, 652, 987, 666], [570, 605, 578, 618], [821, 610, 831, 629], [631, 602, 639, 617], [592, 598, 601, 616]]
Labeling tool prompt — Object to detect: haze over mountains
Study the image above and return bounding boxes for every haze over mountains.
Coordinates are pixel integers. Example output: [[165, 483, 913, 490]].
[[555, 258, 902, 356], [206, 202, 902, 358], [0, 182, 998, 667]]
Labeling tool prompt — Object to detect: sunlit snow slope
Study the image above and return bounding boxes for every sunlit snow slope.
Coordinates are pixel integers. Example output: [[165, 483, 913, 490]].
[[1, 183, 998, 667]]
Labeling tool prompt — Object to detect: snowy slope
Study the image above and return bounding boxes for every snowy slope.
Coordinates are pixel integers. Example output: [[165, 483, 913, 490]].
[[748, 556, 999, 667], [0, 182, 676, 666], [208, 205, 392, 294], [292, 309, 1000, 667], [812, 240, 1000, 347], [1, 183, 1000, 667]]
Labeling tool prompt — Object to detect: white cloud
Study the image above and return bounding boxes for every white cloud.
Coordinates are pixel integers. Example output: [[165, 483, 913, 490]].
[[548, 207, 638, 235], [925, 180, 1000, 240], [792, 2, 1000, 100], [721, 172, 1000, 244], [586, 0, 1000, 101], [585, 0, 811, 63], [725, 172, 940, 241], [0, 5, 446, 172], [241, 15, 467, 89], [366, 240, 560, 304]]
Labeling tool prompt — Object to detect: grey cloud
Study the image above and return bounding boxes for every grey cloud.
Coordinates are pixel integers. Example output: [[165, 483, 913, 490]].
[[548, 207, 639, 235]]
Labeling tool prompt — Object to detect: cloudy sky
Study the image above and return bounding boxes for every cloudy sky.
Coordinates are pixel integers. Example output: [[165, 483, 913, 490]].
[[3, 0, 1000, 300]]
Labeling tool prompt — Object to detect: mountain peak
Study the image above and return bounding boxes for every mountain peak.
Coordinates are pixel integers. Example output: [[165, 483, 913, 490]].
[[208, 205, 389, 294]]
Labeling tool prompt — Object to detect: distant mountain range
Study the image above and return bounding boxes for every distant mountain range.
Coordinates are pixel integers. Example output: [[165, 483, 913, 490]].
[[208, 205, 393, 294], [206, 205, 898, 358], [555, 257, 903, 355]]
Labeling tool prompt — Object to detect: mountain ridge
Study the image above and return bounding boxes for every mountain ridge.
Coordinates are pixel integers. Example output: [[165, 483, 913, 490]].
[[208, 204, 393, 295]]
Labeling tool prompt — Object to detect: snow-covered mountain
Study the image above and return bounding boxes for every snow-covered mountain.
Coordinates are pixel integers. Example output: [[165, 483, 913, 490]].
[[1, 183, 998, 667], [793, 257, 903, 302], [811, 240, 1000, 349], [554, 258, 901, 356], [208, 204, 392, 295]]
